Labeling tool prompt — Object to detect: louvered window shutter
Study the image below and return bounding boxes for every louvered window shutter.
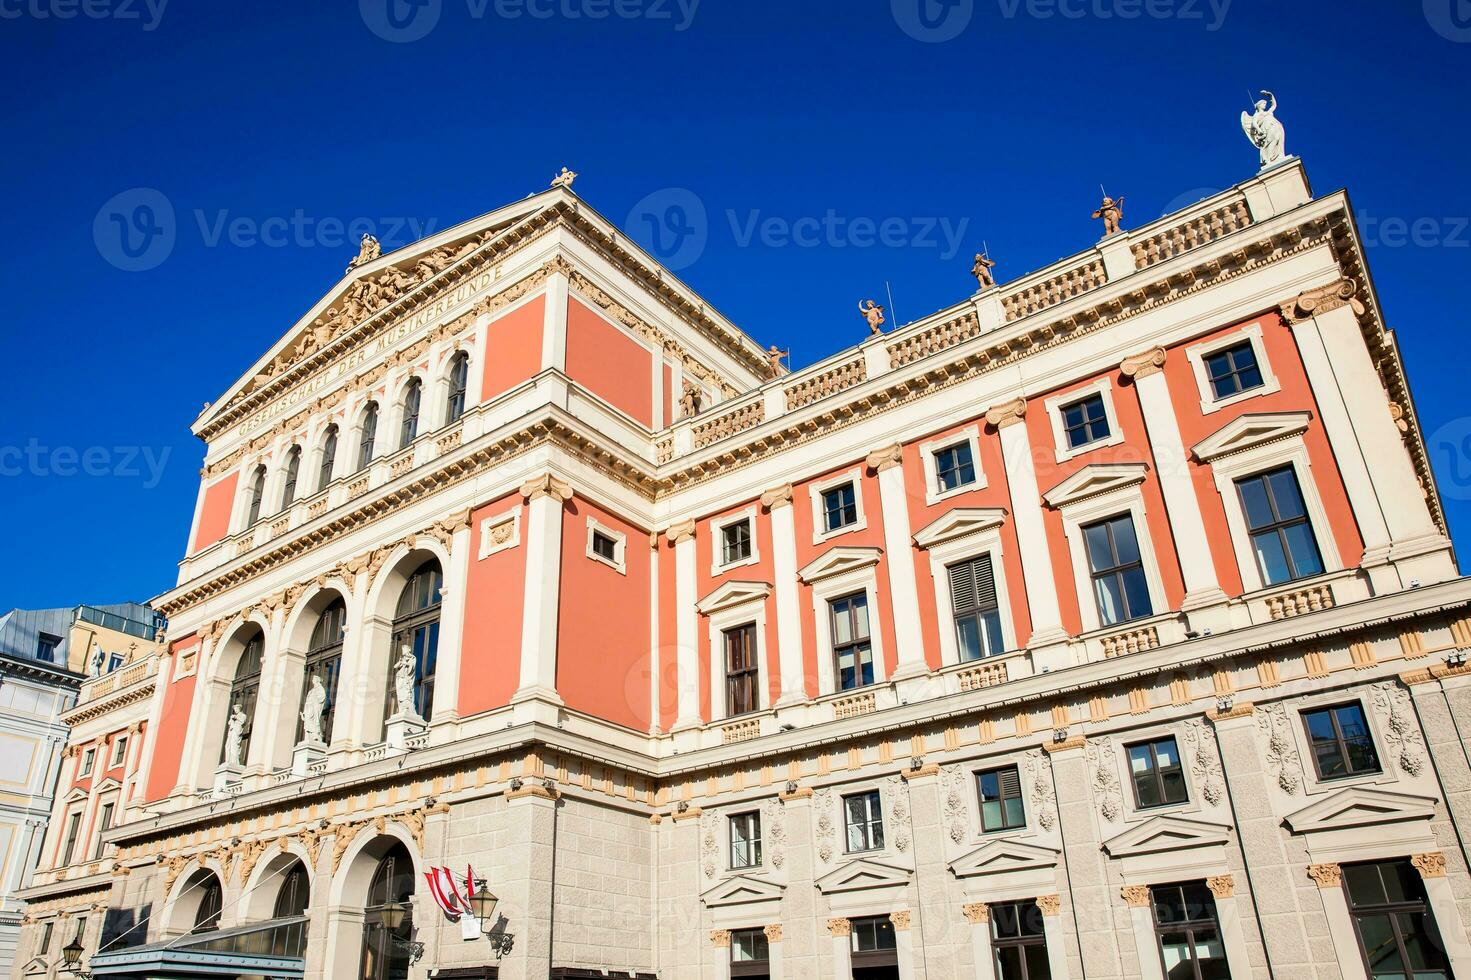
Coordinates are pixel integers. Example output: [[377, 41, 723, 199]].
[[948, 555, 998, 614]]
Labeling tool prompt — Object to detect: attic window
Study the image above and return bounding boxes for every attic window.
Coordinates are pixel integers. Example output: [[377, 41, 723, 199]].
[[35, 633, 60, 663], [586, 520, 627, 574]]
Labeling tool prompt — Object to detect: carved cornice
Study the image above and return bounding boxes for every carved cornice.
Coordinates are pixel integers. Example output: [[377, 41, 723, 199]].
[[865, 443, 904, 473], [984, 397, 1027, 429], [1119, 346, 1167, 380]]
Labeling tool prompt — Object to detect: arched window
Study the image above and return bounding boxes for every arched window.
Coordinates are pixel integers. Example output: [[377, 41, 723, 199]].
[[272, 862, 310, 918], [246, 465, 267, 526], [357, 403, 379, 472], [445, 353, 469, 425], [359, 842, 414, 980], [399, 379, 422, 449], [221, 630, 264, 766], [280, 446, 302, 510], [300, 598, 345, 745], [193, 875, 223, 933], [318, 425, 339, 491], [387, 560, 442, 725]]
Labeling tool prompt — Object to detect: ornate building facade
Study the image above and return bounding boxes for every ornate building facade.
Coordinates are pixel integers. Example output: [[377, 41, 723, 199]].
[[15, 156, 1471, 980]]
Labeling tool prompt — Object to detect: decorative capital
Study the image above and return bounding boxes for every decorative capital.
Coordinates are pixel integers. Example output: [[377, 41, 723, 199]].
[[1308, 862, 1343, 888], [962, 902, 990, 923], [1121, 885, 1152, 908], [760, 483, 794, 510], [1207, 701, 1256, 722], [520, 473, 572, 502], [827, 917, 851, 937], [1280, 278, 1365, 324], [1206, 875, 1235, 899], [1042, 735, 1086, 754], [710, 929, 731, 948], [666, 519, 697, 545], [866, 443, 904, 473], [1035, 894, 1062, 916], [1412, 852, 1447, 879], [984, 397, 1027, 429], [1120, 346, 1167, 380], [888, 910, 911, 931], [900, 763, 940, 781], [763, 923, 783, 942]]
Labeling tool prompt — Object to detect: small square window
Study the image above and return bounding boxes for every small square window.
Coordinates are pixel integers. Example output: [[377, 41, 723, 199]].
[[1127, 737, 1188, 809], [729, 811, 762, 869], [591, 530, 617, 562], [721, 520, 752, 565], [1302, 703, 1381, 781], [1204, 341, 1264, 400], [935, 442, 977, 493], [976, 765, 1026, 833], [1061, 394, 1110, 449], [822, 483, 858, 532], [35, 633, 60, 663]]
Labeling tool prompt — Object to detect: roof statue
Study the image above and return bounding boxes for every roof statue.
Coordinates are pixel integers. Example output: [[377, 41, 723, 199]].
[[972, 252, 997, 290], [858, 299, 886, 335], [765, 345, 789, 378], [680, 381, 703, 418], [1241, 90, 1287, 170], [550, 167, 578, 189], [346, 233, 381, 274], [1092, 194, 1125, 237]]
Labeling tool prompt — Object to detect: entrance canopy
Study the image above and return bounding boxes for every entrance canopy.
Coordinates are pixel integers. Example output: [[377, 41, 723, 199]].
[[88, 916, 306, 980]]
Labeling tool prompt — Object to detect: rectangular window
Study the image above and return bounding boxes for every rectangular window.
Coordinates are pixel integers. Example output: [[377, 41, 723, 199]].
[[730, 927, 771, 978], [1302, 703, 1381, 780], [830, 593, 874, 691], [1061, 394, 1110, 449], [35, 632, 60, 663], [992, 900, 1051, 980], [977, 765, 1026, 833], [724, 624, 760, 717], [729, 811, 762, 870], [80, 748, 95, 777], [110, 737, 127, 767], [92, 801, 115, 859], [850, 915, 898, 972], [1235, 467, 1324, 586], [822, 483, 858, 532], [721, 519, 753, 565], [1083, 514, 1152, 626], [591, 530, 618, 562], [1128, 737, 1188, 809], [844, 790, 884, 853], [38, 921, 53, 956], [949, 554, 1004, 660], [1151, 882, 1231, 980], [935, 441, 977, 493], [1344, 860, 1453, 980], [1203, 341, 1264, 400], [59, 811, 83, 866]]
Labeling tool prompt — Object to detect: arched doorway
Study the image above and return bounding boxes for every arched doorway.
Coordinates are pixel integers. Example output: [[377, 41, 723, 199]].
[[358, 842, 415, 980]]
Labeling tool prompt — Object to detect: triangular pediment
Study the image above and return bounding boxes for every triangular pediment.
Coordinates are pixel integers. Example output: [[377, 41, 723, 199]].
[[1191, 411, 1311, 462], [949, 838, 1060, 878], [913, 508, 1008, 548], [1283, 786, 1438, 834], [92, 776, 122, 792], [20, 956, 47, 975], [63, 787, 89, 804], [700, 874, 786, 908], [696, 580, 773, 615], [798, 547, 883, 585], [1043, 463, 1149, 509], [815, 857, 913, 895], [1102, 815, 1233, 858]]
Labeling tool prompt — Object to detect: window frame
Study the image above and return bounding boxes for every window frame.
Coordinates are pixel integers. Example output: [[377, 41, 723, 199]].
[[976, 764, 1027, 834], [317, 424, 339, 492], [1185, 323, 1280, 414], [398, 377, 423, 449], [1300, 701, 1382, 782], [58, 808, 83, 866], [1149, 881, 1229, 980], [1044, 378, 1125, 462], [829, 591, 876, 693], [585, 518, 627, 575], [710, 505, 760, 574], [1234, 465, 1325, 587], [728, 810, 763, 870], [356, 402, 379, 472], [722, 623, 761, 718], [1126, 736, 1190, 811], [990, 899, 1051, 980], [280, 445, 302, 511], [36, 632, 61, 663], [808, 467, 868, 544], [848, 915, 899, 969], [444, 351, 469, 426], [804, 555, 888, 696], [1343, 860, 1454, 980], [79, 747, 95, 777], [918, 518, 1017, 668], [385, 561, 443, 729], [843, 789, 885, 854], [1082, 513, 1155, 627], [245, 465, 267, 526], [729, 926, 771, 978], [1054, 479, 1168, 635], [109, 736, 127, 768], [918, 425, 987, 504]]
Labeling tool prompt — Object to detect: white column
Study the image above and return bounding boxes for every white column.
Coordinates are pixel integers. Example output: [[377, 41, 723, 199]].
[[1037, 896, 1071, 979], [985, 399, 1070, 658], [1417, 855, 1471, 977], [251, 606, 297, 778], [1124, 890, 1165, 980], [540, 271, 569, 372], [1310, 864, 1370, 980], [963, 904, 994, 979], [1209, 883, 1254, 980], [670, 520, 701, 731], [329, 575, 374, 754], [828, 918, 853, 978], [711, 930, 732, 980], [428, 515, 472, 730], [867, 445, 930, 680], [764, 485, 808, 707], [766, 924, 785, 979], [513, 475, 571, 704], [893, 911, 916, 980], [1121, 348, 1229, 627]]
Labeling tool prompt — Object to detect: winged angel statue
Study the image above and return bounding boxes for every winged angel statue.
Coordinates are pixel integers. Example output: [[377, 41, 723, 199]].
[[1241, 91, 1287, 169]]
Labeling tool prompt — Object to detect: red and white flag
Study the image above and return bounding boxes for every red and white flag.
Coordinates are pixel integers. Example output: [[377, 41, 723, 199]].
[[424, 866, 469, 920]]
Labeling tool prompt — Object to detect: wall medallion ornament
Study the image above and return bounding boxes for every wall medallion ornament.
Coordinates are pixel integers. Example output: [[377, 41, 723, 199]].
[[941, 765, 969, 844], [763, 799, 787, 870], [887, 777, 913, 853], [699, 811, 719, 879], [814, 788, 837, 865], [1257, 703, 1304, 795], [1185, 720, 1226, 806], [1086, 737, 1124, 822], [1025, 750, 1059, 831], [1373, 682, 1428, 777]]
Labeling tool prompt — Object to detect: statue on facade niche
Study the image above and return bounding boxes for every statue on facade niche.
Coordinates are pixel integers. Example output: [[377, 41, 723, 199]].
[[550, 167, 578, 189], [858, 299, 886, 335], [971, 252, 997, 290], [393, 645, 418, 719], [1241, 90, 1287, 170], [224, 703, 248, 769], [346, 233, 382, 274], [680, 382, 703, 418], [765, 345, 789, 378], [301, 674, 328, 744], [1092, 194, 1125, 236], [89, 645, 106, 677]]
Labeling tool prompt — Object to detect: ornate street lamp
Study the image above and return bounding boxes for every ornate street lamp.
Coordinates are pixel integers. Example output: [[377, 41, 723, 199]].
[[60, 937, 92, 980], [377, 900, 425, 964], [470, 881, 514, 959]]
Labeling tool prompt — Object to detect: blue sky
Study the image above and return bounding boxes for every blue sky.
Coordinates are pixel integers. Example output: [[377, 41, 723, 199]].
[[1, 0, 1469, 610]]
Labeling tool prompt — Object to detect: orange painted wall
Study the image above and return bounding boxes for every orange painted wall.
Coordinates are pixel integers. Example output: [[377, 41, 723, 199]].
[[144, 640, 198, 802], [694, 497, 781, 720], [480, 294, 545, 404], [556, 497, 652, 730], [565, 298, 654, 426], [458, 494, 528, 717], [1163, 311, 1364, 585], [791, 462, 899, 695], [191, 471, 239, 553], [901, 418, 1034, 661]]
